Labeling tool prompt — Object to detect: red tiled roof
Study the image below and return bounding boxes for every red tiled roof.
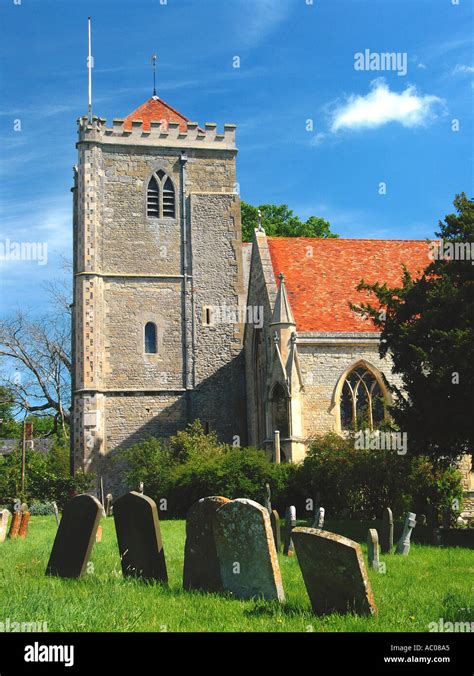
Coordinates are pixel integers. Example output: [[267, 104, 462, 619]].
[[267, 237, 432, 333], [124, 97, 189, 132]]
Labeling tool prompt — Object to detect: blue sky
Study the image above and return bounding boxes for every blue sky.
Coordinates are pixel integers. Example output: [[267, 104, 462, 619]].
[[0, 0, 472, 314]]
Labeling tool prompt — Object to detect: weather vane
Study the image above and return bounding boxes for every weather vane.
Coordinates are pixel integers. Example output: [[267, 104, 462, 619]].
[[152, 54, 157, 97]]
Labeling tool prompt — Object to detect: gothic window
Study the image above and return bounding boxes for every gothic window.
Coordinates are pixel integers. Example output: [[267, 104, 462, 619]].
[[147, 170, 176, 219], [147, 176, 160, 218], [340, 366, 386, 431], [144, 322, 157, 354]]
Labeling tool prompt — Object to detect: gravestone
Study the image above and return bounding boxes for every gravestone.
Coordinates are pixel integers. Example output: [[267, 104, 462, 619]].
[[113, 491, 167, 582], [312, 507, 325, 529], [380, 507, 393, 554], [8, 510, 21, 539], [283, 506, 296, 555], [395, 512, 416, 555], [46, 494, 102, 578], [367, 528, 380, 570], [52, 502, 60, 527], [18, 511, 30, 539], [292, 527, 377, 616], [213, 498, 285, 602], [105, 494, 113, 517], [270, 509, 281, 551], [264, 483, 272, 514], [418, 514, 427, 526], [0, 510, 9, 543], [442, 507, 451, 530], [183, 496, 230, 592]]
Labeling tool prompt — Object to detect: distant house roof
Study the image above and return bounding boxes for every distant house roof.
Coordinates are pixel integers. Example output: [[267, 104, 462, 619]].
[[124, 96, 190, 132], [0, 438, 55, 456], [267, 237, 432, 333]]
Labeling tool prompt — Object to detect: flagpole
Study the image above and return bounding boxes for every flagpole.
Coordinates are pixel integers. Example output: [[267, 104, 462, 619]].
[[88, 17, 92, 121]]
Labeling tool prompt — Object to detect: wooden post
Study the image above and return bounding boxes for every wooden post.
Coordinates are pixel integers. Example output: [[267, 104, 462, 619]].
[[274, 430, 281, 465], [21, 420, 26, 494]]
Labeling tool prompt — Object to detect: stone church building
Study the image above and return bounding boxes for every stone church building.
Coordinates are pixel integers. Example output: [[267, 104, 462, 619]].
[[71, 94, 473, 501]]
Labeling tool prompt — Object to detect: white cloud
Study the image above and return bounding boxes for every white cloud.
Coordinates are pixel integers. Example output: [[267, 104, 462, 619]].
[[236, 0, 292, 48], [453, 64, 474, 75], [330, 79, 443, 132]]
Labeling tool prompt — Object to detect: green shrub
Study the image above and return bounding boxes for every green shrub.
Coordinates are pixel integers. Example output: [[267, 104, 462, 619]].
[[0, 437, 93, 508], [119, 421, 284, 517], [118, 425, 465, 521], [29, 501, 56, 516], [407, 455, 464, 523], [295, 433, 464, 520]]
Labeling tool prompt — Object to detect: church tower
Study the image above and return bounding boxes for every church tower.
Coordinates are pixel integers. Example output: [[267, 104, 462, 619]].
[[71, 94, 247, 485]]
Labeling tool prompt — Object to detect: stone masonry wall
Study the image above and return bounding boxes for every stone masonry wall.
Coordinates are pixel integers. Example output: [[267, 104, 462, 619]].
[[103, 279, 183, 389], [190, 192, 247, 444], [298, 344, 402, 437]]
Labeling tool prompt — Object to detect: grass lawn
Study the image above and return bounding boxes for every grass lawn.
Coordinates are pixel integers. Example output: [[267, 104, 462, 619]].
[[0, 516, 472, 633]]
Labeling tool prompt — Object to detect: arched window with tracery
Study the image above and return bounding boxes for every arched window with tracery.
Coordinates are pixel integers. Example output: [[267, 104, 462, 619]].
[[147, 170, 176, 219], [340, 365, 386, 431]]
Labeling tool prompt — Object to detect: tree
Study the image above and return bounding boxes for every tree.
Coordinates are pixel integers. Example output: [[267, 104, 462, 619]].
[[352, 194, 474, 464], [0, 386, 20, 437], [241, 202, 338, 242], [0, 310, 71, 435]]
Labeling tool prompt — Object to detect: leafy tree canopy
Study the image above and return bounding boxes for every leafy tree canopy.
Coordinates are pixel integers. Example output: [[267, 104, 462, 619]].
[[241, 202, 338, 242], [352, 193, 474, 463]]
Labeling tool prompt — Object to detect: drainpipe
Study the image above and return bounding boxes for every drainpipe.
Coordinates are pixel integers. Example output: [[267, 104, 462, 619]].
[[180, 152, 191, 417]]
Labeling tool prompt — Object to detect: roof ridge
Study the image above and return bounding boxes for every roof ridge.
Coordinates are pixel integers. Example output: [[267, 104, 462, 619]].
[[266, 237, 433, 243], [126, 96, 189, 121]]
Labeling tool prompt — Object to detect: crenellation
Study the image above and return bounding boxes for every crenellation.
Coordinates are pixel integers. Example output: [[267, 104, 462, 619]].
[[77, 116, 237, 150]]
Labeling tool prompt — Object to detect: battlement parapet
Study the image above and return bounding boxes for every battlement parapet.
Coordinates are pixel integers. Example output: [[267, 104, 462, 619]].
[[77, 116, 237, 150]]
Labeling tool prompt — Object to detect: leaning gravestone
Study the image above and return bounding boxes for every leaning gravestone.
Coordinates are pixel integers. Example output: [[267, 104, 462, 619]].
[[270, 509, 281, 551], [213, 498, 285, 602], [0, 510, 9, 543], [46, 494, 102, 578], [8, 510, 21, 540], [183, 496, 230, 592], [380, 507, 393, 554], [367, 528, 380, 570], [395, 512, 416, 555], [113, 491, 167, 582], [312, 506, 325, 529], [292, 527, 377, 616], [283, 506, 296, 555]]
